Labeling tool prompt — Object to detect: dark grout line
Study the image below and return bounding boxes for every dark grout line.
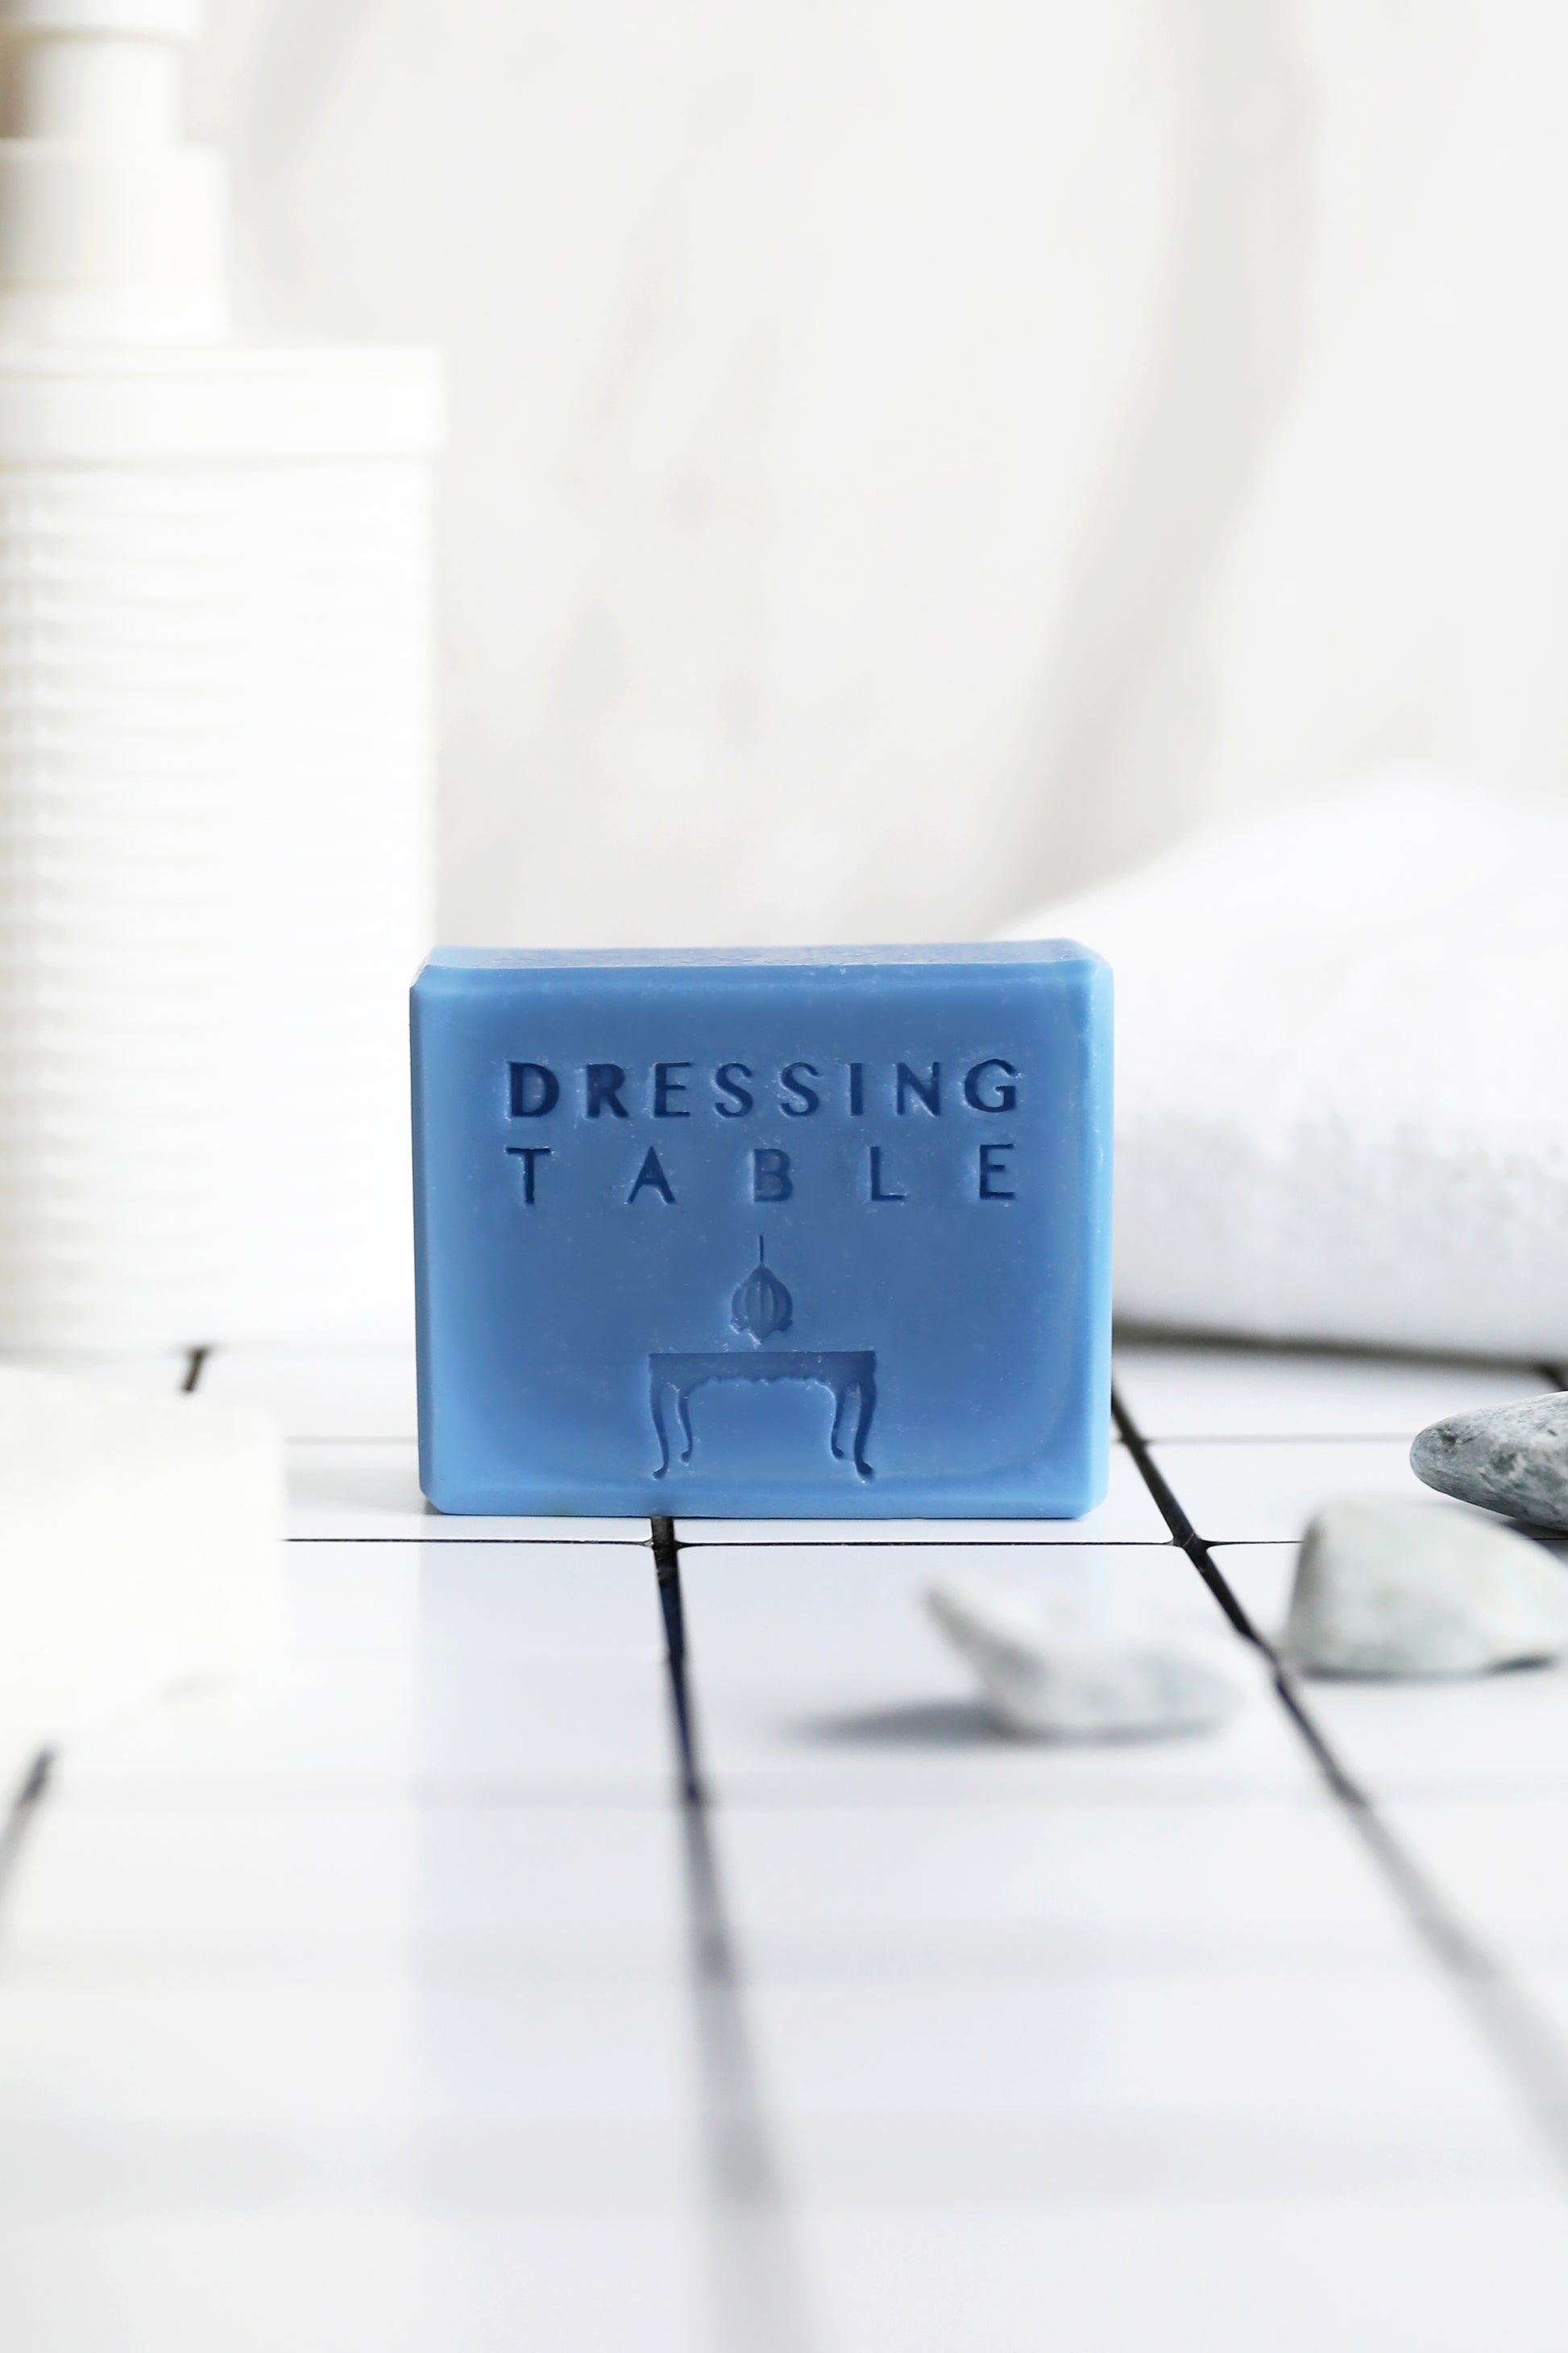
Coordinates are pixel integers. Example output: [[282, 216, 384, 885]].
[[653, 1517, 699, 1806], [180, 1346, 210, 1394], [0, 1748, 53, 1915], [649, 1515, 820, 2352], [674, 1536, 1173, 1550], [1110, 1391, 1255, 1642], [286, 1535, 653, 1546], [1113, 1380, 1568, 2185]]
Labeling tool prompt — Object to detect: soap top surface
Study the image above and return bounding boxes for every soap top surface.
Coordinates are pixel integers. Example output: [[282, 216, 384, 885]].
[[421, 940, 1100, 973], [411, 940, 1112, 1519]]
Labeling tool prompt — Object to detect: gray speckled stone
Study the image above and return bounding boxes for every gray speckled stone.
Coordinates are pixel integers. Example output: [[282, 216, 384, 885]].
[[1285, 1496, 1568, 1678], [1411, 1394, 1568, 1531], [924, 1574, 1244, 1741]]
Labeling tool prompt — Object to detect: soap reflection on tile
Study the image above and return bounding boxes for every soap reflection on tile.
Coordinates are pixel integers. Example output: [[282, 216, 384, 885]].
[[413, 1540, 666, 1664], [412, 1538, 672, 1798], [675, 1445, 1168, 1545]]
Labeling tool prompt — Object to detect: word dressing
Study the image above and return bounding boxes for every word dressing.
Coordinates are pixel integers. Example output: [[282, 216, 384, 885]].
[[507, 1057, 1020, 1119], [411, 943, 1112, 1521]]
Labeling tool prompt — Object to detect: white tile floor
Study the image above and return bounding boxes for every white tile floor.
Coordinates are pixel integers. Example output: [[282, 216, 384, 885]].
[[1, 1336, 1566, 2351]]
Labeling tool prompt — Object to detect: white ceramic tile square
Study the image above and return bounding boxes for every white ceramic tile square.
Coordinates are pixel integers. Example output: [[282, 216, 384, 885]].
[[1296, 1662, 1568, 1803], [51, 1550, 668, 1799], [413, 1538, 667, 1665], [201, 1345, 419, 1438], [803, 2191, 1568, 2353], [57, 1658, 426, 1798], [1380, 1795, 1568, 1964], [749, 1967, 1537, 2188], [2, 1802, 685, 1979], [0, 2211, 705, 2353], [283, 1538, 423, 1656], [270, 1539, 666, 1664], [286, 1441, 649, 1543], [2, 1800, 421, 1976], [404, 1803, 683, 1980], [57, 1652, 673, 1803], [0, 1979, 695, 2131], [415, 1654, 674, 1795], [675, 1446, 1169, 1545], [1148, 1435, 1437, 1542], [678, 1542, 1311, 1803], [713, 1799, 1413, 1973], [1114, 1342, 1549, 1441], [1516, 1970, 1568, 2067]]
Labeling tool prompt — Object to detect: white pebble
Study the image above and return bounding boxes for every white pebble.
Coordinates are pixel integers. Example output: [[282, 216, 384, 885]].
[[1285, 1495, 1568, 1678], [923, 1572, 1245, 1741]]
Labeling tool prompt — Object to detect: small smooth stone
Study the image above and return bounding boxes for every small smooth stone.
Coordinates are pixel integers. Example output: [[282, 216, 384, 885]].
[[923, 1573, 1244, 1741], [1285, 1495, 1568, 1678], [1411, 1394, 1568, 1532]]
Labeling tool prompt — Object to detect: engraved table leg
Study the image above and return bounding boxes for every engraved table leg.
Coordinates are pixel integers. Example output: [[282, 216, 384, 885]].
[[828, 1376, 853, 1465], [848, 1365, 876, 1479], [828, 1363, 877, 1479], [649, 1371, 674, 1477]]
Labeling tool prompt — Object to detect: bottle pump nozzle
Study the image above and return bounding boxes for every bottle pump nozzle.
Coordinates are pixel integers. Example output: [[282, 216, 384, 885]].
[[0, 0, 225, 340]]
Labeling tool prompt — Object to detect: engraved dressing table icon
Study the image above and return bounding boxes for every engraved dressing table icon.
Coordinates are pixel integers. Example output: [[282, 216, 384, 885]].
[[648, 1241, 877, 1479]]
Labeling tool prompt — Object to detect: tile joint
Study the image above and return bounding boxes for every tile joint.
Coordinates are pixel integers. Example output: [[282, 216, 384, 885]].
[[1114, 1380, 1568, 2185]]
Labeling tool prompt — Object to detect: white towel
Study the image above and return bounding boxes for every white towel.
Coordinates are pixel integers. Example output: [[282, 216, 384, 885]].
[[1009, 773, 1568, 1360]]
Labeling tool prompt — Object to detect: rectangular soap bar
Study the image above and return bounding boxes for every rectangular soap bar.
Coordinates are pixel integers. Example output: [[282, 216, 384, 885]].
[[411, 943, 1112, 1518]]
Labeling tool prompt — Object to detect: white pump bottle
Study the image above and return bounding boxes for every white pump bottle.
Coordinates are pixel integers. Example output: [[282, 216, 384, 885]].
[[0, 0, 442, 1350]]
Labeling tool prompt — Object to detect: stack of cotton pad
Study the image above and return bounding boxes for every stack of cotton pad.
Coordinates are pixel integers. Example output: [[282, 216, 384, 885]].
[[0, 1369, 283, 1785], [1009, 770, 1568, 1359]]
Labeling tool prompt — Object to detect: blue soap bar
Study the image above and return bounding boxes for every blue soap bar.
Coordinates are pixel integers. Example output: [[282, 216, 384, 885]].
[[412, 943, 1112, 1518]]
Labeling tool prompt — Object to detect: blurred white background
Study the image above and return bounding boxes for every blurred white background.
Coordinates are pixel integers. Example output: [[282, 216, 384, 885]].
[[192, 0, 1568, 949]]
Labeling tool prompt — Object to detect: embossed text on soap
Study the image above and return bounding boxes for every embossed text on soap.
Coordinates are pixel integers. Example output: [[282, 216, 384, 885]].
[[503, 1056, 1021, 1206]]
